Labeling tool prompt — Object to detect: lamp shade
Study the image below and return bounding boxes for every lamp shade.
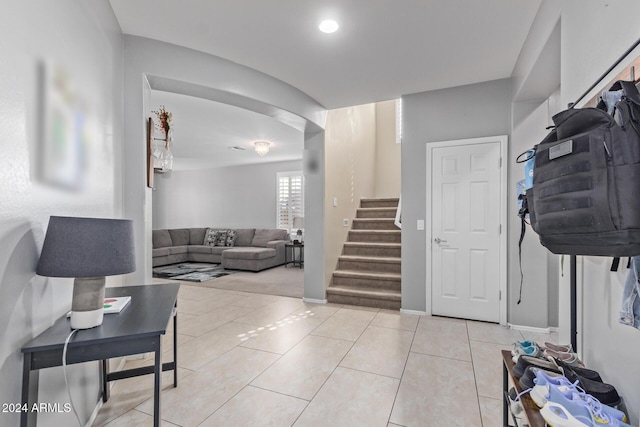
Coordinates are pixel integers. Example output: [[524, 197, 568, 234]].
[[36, 216, 136, 278], [293, 216, 304, 230]]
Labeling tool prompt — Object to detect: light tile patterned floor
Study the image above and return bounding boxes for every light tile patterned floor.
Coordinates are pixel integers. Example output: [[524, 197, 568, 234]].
[[94, 283, 557, 427]]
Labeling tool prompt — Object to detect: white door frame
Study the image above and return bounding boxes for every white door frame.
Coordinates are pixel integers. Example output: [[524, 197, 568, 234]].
[[425, 135, 508, 325]]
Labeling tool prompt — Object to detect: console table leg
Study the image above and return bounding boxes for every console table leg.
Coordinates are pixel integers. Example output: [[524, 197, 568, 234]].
[[153, 338, 162, 427], [21, 355, 30, 427], [173, 303, 178, 387], [503, 362, 509, 426]]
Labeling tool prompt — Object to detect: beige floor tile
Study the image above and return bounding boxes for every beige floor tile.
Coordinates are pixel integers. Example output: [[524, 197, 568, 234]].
[[251, 335, 353, 400], [179, 304, 254, 337], [310, 307, 376, 341], [294, 367, 399, 427], [176, 321, 250, 370], [389, 352, 481, 427], [520, 330, 559, 346], [371, 310, 420, 332], [240, 316, 324, 354], [233, 298, 307, 326], [176, 297, 220, 316], [470, 340, 511, 399], [161, 331, 193, 352], [340, 326, 413, 378], [198, 386, 308, 427], [178, 285, 237, 302], [411, 316, 471, 361], [466, 320, 524, 345], [136, 347, 280, 427], [479, 396, 503, 427], [102, 409, 178, 426], [229, 293, 288, 309], [167, 312, 196, 332], [293, 302, 343, 319]]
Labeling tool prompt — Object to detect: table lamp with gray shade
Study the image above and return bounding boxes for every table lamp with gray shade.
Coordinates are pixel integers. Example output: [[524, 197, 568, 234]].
[[36, 216, 136, 329], [293, 216, 304, 243]]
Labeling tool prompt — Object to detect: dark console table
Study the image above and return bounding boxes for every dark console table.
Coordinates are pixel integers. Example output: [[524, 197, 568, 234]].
[[21, 283, 180, 427]]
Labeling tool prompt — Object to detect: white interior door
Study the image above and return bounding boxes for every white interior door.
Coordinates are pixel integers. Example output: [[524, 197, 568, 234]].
[[428, 138, 504, 323]]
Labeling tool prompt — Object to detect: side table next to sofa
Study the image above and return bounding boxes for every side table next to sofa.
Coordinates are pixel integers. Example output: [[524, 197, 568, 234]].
[[285, 243, 304, 268]]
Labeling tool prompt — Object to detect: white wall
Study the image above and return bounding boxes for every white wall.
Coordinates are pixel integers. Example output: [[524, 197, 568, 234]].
[[324, 104, 377, 288], [401, 79, 512, 313], [374, 100, 401, 198], [153, 160, 303, 230], [0, 2, 123, 426]]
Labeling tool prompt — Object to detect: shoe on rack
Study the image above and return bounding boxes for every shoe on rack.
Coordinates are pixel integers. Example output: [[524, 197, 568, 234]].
[[545, 347, 584, 367], [554, 358, 603, 383], [519, 365, 562, 390], [529, 368, 627, 422], [513, 354, 559, 379], [562, 368, 621, 407], [540, 384, 631, 427], [544, 341, 575, 353], [511, 340, 537, 356], [512, 344, 543, 363]]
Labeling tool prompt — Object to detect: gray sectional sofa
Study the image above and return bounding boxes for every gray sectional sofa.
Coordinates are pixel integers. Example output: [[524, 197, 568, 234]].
[[152, 227, 289, 272]]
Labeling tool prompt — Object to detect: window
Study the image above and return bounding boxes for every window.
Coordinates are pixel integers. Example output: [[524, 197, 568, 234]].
[[277, 171, 304, 232]]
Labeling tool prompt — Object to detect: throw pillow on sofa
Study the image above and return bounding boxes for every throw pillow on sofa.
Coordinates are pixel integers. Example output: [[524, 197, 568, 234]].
[[225, 229, 237, 247], [204, 228, 219, 247], [215, 229, 228, 246]]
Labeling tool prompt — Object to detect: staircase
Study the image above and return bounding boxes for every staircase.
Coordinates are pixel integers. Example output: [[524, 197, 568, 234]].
[[326, 198, 401, 310]]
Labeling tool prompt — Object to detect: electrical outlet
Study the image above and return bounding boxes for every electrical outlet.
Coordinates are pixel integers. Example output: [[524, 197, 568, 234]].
[[333, 197, 338, 207], [417, 220, 425, 230], [343, 219, 349, 227]]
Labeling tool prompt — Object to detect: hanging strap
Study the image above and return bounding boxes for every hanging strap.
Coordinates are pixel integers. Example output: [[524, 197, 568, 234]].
[[517, 193, 529, 304], [611, 257, 621, 272]]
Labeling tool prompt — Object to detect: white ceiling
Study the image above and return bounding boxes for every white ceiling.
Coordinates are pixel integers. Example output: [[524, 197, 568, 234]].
[[112, 0, 542, 169]]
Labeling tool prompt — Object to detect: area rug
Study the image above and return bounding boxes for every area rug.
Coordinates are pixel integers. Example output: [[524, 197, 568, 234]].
[[152, 263, 238, 282]]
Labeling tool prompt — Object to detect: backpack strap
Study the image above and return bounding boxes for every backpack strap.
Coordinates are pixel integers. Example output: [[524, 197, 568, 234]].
[[517, 193, 529, 304], [611, 257, 621, 272]]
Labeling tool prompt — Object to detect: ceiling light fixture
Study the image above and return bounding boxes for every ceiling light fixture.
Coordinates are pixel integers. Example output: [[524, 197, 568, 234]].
[[228, 146, 247, 151], [319, 20, 339, 34], [254, 141, 270, 157]]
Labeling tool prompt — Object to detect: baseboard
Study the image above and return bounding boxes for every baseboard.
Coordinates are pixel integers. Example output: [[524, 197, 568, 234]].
[[303, 297, 327, 304], [508, 323, 552, 334], [86, 357, 127, 427], [400, 309, 427, 316]]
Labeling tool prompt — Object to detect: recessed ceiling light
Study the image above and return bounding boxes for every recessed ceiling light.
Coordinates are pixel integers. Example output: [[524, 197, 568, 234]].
[[319, 20, 339, 34]]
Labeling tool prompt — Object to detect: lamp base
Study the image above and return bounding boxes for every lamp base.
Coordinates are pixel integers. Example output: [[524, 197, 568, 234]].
[[70, 308, 104, 329], [70, 277, 106, 329]]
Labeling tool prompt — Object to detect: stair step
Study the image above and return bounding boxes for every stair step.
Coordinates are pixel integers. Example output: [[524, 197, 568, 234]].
[[332, 270, 401, 290], [360, 198, 399, 209], [352, 218, 399, 230], [348, 230, 401, 243], [343, 242, 401, 257], [326, 286, 401, 310], [338, 255, 401, 274], [356, 207, 397, 219]]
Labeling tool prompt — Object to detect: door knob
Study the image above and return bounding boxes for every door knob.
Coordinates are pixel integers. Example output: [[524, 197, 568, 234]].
[[434, 237, 447, 244]]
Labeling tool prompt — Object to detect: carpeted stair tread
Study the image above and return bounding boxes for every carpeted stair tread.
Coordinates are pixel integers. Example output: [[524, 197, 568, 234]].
[[338, 255, 400, 263], [343, 242, 401, 248], [349, 230, 401, 235], [332, 270, 401, 280], [326, 286, 401, 301]]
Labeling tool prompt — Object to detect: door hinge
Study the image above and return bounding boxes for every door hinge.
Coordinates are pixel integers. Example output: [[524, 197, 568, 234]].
[[499, 157, 502, 168], [499, 290, 502, 301], [499, 224, 502, 235]]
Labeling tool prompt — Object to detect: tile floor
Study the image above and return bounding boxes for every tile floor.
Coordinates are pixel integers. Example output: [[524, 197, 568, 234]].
[[93, 283, 557, 427]]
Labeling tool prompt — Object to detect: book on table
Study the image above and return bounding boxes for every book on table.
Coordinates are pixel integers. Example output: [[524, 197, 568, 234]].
[[66, 296, 132, 317]]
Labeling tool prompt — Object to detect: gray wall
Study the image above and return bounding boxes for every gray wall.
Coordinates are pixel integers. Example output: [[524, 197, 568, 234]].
[[0, 2, 123, 426], [401, 78, 511, 312], [152, 160, 303, 230]]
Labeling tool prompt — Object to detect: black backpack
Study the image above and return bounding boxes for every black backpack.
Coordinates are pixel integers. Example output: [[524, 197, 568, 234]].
[[523, 80, 640, 257]]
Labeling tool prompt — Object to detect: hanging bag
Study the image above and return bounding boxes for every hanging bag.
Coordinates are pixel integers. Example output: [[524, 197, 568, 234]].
[[524, 80, 640, 256]]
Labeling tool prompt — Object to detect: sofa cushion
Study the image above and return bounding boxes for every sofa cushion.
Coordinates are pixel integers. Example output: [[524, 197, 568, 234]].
[[187, 245, 213, 254], [168, 229, 190, 246], [153, 230, 172, 248], [204, 228, 218, 246], [153, 247, 170, 257], [223, 247, 276, 260], [190, 228, 207, 245], [169, 245, 188, 255], [251, 229, 289, 247], [210, 246, 227, 255], [234, 229, 256, 247], [225, 229, 237, 247]]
